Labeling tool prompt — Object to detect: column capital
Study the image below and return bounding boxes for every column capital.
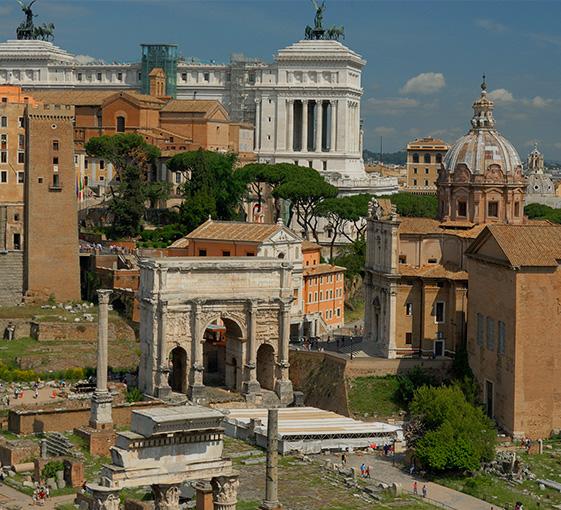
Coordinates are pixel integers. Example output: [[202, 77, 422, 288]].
[[211, 475, 240, 510], [152, 483, 180, 510], [97, 289, 112, 305]]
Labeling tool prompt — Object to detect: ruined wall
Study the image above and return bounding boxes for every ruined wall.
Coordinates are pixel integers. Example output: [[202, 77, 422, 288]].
[[0, 251, 23, 305], [30, 319, 135, 342]]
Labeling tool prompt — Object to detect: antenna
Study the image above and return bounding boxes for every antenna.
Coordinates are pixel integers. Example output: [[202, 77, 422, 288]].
[[380, 136, 383, 165]]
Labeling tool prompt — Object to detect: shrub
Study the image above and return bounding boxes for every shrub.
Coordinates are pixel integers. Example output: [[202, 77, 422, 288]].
[[42, 460, 64, 480], [126, 387, 143, 403], [396, 366, 437, 405]]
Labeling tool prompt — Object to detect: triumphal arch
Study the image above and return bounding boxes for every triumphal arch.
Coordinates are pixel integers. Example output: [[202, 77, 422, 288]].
[[138, 257, 294, 405]]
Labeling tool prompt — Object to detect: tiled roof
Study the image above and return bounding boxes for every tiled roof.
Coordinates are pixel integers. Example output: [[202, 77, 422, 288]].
[[304, 263, 346, 276], [398, 217, 485, 239], [483, 224, 561, 267], [24, 89, 120, 106], [399, 264, 468, 281], [182, 219, 295, 243], [302, 240, 321, 251], [119, 91, 165, 106], [161, 99, 221, 114]]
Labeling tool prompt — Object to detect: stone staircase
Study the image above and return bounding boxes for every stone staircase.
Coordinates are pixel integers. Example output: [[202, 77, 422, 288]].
[[41, 432, 84, 459]]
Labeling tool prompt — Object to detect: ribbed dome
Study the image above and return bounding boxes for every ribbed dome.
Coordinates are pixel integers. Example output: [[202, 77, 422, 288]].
[[443, 79, 522, 176]]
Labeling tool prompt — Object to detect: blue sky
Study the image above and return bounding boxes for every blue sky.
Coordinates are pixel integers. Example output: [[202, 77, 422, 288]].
[[2, 0, 561, 159]]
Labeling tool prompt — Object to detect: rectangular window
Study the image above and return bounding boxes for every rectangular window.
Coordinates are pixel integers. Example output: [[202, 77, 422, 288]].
[[514, 202, 520, 217], [336, 308, 341, 317], [17, 171, 24, 183], [399, 255, 407, 264], [198, 249, 207, 256], [13, 233, 21, 250], [203, 72, 210, 82], [52, 173, 60, 188], [17, 152, 24, 164], [413, 179, 417, 186], [222, 250, 231, 256], [18, 134, 25, 149], [424, 180, 429, 186], [77, 72, 82, 81], [0, 152, 6, 163], [458, 201, 467, 217], [413, 168, 418, 174], [308, 292, 312, 302], [488, 201, 499, 217], [486, 317, 495, 350], [322, 161, 327, 171], [52, 140, 59, 151], [99, 160, 105, 169], [405, 332, 412, 345], [498, 320, 505, 354], [97, 72, 102, 81], [319, 291, 323, 301], [405, 303, 412, 316], [0, 171, 6, 183], [18, 117, 24, 128], [1, 134, 7, 149], [425, 168, 429, 174], [181, 73, 187, 81], [117, 72, 123, 82], [175, 172, 181, 184], [435, 301, 445, 323], [314, 291, 318, 302], [84, 159, 88, 169], [477, 313, 484, 346], [1, 116, 7, 128], [246, 252, 255, 256]]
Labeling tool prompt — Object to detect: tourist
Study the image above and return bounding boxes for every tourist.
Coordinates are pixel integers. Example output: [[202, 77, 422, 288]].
[[413, 481, 418, 495], [341, 452, 347, 466], [365, 465, 371, 479], [409, 463, 415, 475], [422, 484, 427, 498], [360, 463, 365, 476]]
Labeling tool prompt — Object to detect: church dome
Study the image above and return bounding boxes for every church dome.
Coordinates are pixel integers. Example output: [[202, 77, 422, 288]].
[[443, 78, 522, 176]]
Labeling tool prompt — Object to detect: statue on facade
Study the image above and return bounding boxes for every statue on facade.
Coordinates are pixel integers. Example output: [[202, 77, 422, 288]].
[[304, 0, 344, 41], [15, 0, 55, 41]]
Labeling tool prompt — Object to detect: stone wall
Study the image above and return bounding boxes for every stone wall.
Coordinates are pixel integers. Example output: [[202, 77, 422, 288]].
[[0, 251, 23, 305], [31, 319, 135, 342], [0, 438, 39, 466], [0, 318, 31, 339], [8, 401, 162, 435]]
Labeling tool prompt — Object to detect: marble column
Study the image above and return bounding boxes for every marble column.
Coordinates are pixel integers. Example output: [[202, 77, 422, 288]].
[[88, 485, 120, 510], [243, 300, 261, 396], [255, 99, 261, 151], [152, 484, 181, 510], [90, 289, 113, 429], [274, 300, 293, 405], [286, 100, 294, 152], [301, 100, 308, 152], [188, 301, 204, 400], [211, 475, 239, 510], [259, 409, 282, 510], [330, 100, 337, 152], [155, 299, 171, 398], [315, 101, 323, 153]]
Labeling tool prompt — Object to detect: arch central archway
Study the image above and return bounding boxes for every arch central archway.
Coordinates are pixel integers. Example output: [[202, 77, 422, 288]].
[[203, 317, 245, 392], [169, 346, 187, 394], [256, 343, 275, 390]]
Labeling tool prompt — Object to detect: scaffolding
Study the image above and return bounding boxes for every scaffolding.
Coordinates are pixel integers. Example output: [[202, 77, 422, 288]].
[[140, 44, 178, 98]]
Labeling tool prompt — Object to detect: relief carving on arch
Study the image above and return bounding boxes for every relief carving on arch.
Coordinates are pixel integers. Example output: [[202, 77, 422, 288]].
[[484, 164, 505, 183], [255, 308, 280, 343], [453, 164, 471, 184], [166, 312, 191, 344], [198, 308, 247, 338]]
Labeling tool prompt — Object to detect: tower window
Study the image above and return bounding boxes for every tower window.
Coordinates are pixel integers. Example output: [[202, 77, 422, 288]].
[[0, 171, 7, 183], [116, 116, 125, 133], [424, 153, 431, 164], [0, 116, 7, 128], [514, 202, 520, 217], [436, 153, 443, 163], [412, 153, 419, 163], [52, 140, 59, 151], [457, 201, 467, 217]]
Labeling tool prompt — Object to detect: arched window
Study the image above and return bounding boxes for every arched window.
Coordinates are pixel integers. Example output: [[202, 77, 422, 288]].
[[412, 153, 419, 163], [116, 116, 125, 133], [424, 153, 431, 164], [436, 153, 443, 164]]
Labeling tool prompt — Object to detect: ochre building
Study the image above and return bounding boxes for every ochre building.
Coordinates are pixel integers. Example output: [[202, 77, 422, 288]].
[[405, 137, 449, 193]]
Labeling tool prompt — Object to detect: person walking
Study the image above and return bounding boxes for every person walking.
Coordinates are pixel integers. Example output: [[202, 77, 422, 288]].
[[422, 484, 427, 498], [413, 481, 418, 495], [365, 465, 371, 479], [360, 463, 365, 477], [341, 452, 347, 466]]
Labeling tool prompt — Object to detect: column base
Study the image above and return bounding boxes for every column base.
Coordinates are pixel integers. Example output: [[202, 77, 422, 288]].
[[259, 502, 283, 510], [89, 390, 113, 429], [274, 379, 293, 406], [188, 384, 205, 402], [242, 379, 261, 395], [155, 385, 172, 399]]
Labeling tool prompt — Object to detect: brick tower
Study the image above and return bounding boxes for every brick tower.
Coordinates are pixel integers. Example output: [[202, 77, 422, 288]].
[[24, 104, 80, 302]]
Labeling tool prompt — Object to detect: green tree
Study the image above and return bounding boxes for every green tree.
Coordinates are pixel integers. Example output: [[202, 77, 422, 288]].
[[85, 133, 161, 238], [407, 386, 496, 472], [145, 181, 172, 209], [388, 192, 438, 218], [168, 150, 246, 232], [524, 203, 561, 224], [274, 167, 337, 241]]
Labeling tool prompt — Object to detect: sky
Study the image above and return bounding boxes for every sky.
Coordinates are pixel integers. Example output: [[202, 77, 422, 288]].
[[2, 0, 561, 159]]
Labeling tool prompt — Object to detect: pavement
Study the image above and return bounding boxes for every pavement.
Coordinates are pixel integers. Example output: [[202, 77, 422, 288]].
[[0, 482, 75, 510], [327, 452, 503, 510]]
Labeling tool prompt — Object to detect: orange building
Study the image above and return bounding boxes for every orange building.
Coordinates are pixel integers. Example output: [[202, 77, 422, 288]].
[[302, 241, 345, 331]]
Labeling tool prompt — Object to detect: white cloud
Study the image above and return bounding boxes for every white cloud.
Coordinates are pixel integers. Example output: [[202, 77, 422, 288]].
[[529, 96, 551, 109], [373, 126, 396, 136], [400, 73, 446, 95], [75, 54, 102, 65], [366, 97, 419, 115], [554, 142, 561, 150], [475, 18, 507, 33], [488, 88, 515, 103]]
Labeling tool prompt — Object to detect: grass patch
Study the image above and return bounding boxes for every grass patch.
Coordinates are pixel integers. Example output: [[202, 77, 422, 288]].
[[347, 375, 404, 418], [344, 296, 365, 324], [237, 501, 260, 510]]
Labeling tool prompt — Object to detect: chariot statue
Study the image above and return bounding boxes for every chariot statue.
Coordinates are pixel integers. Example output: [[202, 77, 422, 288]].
[[304, 0, 344, 41], [15, 0, 55, 41]]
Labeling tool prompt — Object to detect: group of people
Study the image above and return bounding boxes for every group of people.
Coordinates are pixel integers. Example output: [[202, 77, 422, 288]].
[[412, 481, 428, 498], [31, 484, 50, 505], [2, 322, 16, 340]]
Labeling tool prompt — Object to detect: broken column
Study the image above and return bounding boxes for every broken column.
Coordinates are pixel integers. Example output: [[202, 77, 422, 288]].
[[211, 475, 239, 510], [259, 408, 282, 510], [88, 484, 121, 510], [90, 289, 113, 429]]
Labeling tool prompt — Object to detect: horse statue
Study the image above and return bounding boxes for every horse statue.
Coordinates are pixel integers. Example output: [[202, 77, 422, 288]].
[[304, 25, 314, 40], [33, 22, 54, 41], [326, 26, 345, 40]]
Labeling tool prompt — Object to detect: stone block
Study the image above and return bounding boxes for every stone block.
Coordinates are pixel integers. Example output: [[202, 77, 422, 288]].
[[57, 479, 66, 489], [47, 477, 57, 490], [56, 469, 64, 481], [64, 458, 85, 488]]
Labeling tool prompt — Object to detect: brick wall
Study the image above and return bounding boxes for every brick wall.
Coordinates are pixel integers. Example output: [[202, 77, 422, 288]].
[[30, 320, 135, 342], [0, 251, 23, 305]]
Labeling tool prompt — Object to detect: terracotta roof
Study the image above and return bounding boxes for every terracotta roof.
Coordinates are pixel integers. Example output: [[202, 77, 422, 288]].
[[407, 136, 449, 148], [398, 217, 485, 239], [304, 263, 346, 276], [181, 219, 299, 243], [24, 89, 120, 106], [399, 264, 468, 281], [106, 91, 165, 107], [161, 99, 222, 114], [479, 224, 561, 267], [302, 240, 321, 252]]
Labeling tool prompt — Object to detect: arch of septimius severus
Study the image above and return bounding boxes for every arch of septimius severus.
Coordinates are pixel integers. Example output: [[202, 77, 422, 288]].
[[138, 257, 294, 405]]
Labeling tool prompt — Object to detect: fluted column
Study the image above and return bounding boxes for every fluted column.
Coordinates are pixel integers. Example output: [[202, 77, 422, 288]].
[[188, 300, 205, 400], [243, 300, 261, 396], [301, 100, 308, 152], [286, 100, 294, 151], [315, 101, 323, 153], [330, 100, 337, 152], [155, 299, 171, 398], [274, 300, 293, 405], [211, 475, 239, 510]]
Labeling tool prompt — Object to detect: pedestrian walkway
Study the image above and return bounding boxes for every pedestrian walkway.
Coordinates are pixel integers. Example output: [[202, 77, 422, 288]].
[[0, 482, 75, 510], [328, 453, 502, 510]]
